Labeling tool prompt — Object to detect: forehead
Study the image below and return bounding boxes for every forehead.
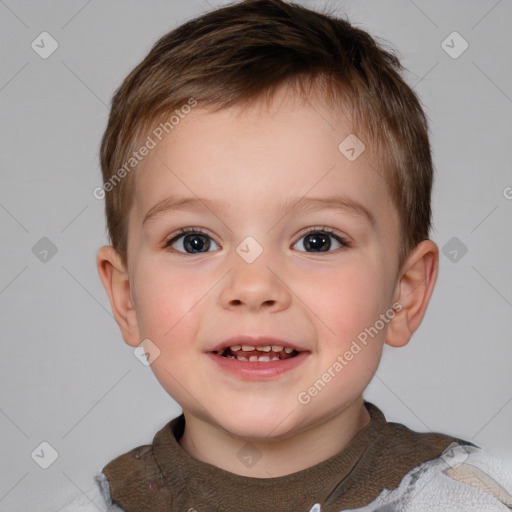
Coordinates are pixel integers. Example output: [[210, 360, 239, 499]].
[[129, 87, 397, 233]]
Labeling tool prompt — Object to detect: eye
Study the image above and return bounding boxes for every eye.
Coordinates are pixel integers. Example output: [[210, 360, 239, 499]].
[[164, 226, 349, 254], [292, 227, 349, 253], [164, 228, 220, 254]]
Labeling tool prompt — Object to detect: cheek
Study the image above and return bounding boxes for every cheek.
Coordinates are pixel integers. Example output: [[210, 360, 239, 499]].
[[133, 265, 206, 394], [304, 263, 388, 341], [132, 260, 205, 343]]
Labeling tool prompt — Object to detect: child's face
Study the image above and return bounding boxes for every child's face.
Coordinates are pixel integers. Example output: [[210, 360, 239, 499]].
[[121, 87, 403, 439]]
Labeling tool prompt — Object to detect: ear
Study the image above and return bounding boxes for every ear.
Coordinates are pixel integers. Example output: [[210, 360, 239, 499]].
[[96, 245, 140, 347], [386, 239, 439, 348]]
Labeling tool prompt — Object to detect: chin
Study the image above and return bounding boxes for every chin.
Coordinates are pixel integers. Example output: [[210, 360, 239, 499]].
[[214, 405, 301, 442]]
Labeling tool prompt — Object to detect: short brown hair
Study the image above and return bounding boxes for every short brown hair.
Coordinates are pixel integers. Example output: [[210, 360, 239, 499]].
[[99, 0, 433, 271]]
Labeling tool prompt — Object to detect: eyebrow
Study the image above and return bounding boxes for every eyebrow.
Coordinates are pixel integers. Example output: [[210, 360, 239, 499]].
[[142, 194, 376, 228]]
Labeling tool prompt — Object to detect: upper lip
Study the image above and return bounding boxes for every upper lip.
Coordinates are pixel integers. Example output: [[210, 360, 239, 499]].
[[209, 335, 309, 353]]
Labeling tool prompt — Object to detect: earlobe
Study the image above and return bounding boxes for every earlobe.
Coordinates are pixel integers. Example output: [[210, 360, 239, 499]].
[[385, 240, 439, 348], [96, 245, 140, 347]]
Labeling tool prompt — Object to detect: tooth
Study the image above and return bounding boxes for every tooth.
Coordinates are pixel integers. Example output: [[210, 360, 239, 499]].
[[256, 346, 271, 352], [236, 355, 248, 361], [230, 345, 241, 351], [249, 355, 258, 362], [284, 347, 293, 354], [271, 356, 279, 361], [242, 345, 255, 351], [272, 345, 283, 352], [258, 356, 271, 362]]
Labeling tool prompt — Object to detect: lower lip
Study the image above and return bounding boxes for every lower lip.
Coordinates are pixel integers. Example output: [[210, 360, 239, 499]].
[[206, 351, 309, 380]]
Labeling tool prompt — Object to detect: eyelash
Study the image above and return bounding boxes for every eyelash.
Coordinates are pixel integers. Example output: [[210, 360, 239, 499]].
[[163, 226, 350, 253]]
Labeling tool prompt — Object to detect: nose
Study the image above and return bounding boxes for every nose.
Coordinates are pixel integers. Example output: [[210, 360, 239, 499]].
[[219, 254, 292, 313]]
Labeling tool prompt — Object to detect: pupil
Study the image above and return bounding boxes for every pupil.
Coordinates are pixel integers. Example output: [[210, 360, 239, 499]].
[[185, 234, 209, 253], [305, 233, 330, 252]]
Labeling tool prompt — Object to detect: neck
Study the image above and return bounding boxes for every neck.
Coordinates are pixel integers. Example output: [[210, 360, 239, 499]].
[[178, 398, 371, 478]]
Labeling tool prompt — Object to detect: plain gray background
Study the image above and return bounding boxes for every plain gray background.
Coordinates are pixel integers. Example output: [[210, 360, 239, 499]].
[[1, 0, 511, 510]]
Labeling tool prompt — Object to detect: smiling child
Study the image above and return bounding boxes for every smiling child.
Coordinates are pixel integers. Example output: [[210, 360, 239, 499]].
[[60, 1, 512, 510]]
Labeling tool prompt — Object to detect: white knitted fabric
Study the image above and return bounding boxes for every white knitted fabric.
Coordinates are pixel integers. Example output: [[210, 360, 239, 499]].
[[56, 472, 121, 512], [311, 444, 512, 512], [57, 444, 512, 511]]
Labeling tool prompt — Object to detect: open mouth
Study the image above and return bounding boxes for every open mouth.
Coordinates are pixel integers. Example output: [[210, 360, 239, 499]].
[[213, 344, 300, 362]]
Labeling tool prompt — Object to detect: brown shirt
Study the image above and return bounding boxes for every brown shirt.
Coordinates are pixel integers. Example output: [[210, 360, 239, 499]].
[[102, 401, 472, 512]]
